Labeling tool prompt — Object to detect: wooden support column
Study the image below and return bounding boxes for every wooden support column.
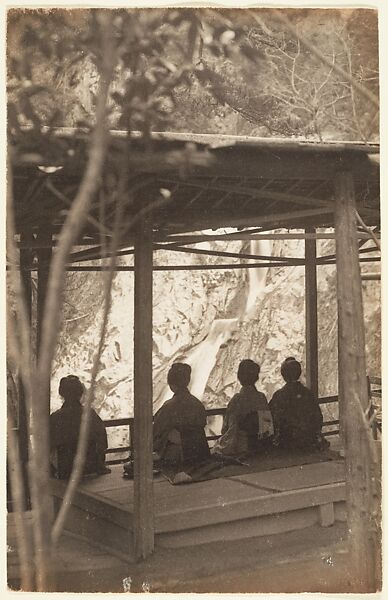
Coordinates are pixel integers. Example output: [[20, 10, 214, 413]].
[[305, 227, 318, 399], [133, 216, 154, 560], [334, 171, 379, 592], [37, 229, 53, 358]]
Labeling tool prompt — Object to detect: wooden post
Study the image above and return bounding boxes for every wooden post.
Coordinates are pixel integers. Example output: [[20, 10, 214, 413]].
[[37, 229, 52, 358], [334, 171, 378, 592], [133, 216, 154, 560], [305, 227, 318, 399]]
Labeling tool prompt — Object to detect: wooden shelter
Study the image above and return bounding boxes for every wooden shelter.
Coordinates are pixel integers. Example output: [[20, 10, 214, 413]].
[[10, 130, 380, 589]]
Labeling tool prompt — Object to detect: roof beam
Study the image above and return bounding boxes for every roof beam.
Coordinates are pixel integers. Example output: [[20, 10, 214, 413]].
[[17, 253, 377, 272], [159, 178, 332, 208], [154, 244, 304, 264], [167, 206, 334, 233], [162, 231, 379, 244]]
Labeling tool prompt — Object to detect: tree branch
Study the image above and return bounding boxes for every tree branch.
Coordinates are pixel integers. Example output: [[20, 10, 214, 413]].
[[22, 12, 117, 591], [7, 413, 35, 591], [52, 171, 125, 545], [267, 10, 379, 109], [45, 180, 113, 237], [356, 212, 381, 251]]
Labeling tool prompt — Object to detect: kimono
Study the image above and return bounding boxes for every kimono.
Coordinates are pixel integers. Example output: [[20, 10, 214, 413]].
[[50, 400, 108, 479], [212, 385, 274, 457], [269, 381, 323, 449], [153, 389, 210, 465]]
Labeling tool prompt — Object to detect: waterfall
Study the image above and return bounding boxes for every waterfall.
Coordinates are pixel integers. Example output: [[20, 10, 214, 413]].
[[156, 239, 272, 410], [158, 318, 238, 405], [186, 318, 238, 398], [245, 239, 272, 314]]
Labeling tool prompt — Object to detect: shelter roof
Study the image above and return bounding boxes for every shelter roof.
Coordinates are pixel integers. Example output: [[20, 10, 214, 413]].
[[11, 128, 380, 244]]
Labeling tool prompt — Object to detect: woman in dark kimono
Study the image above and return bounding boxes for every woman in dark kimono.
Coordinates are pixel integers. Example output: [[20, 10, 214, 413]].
[[153, 363, 210, 466], [50, 375, 110, 479], [269, 357, 326, 450]]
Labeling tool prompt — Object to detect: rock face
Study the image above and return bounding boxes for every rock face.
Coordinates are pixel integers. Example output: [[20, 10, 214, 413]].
[[52, 235, 381, 448]]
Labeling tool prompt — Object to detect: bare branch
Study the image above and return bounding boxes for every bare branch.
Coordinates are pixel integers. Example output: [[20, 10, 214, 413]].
[[45, 180, 113, 237], [356, 212, 381, 251], [51, 174, 125, 545], [315, 49, 336, 95], [37, 15, 116, 378], [290, 37, 301, 97], [6, 160, 34, 411], [321, 94, 351, 109], [6, 162, 38, 586], [7, 413, 35, 590], [365, 110, 379, 140], [266, 9, 379, 110], [17, 12, 118, 591]]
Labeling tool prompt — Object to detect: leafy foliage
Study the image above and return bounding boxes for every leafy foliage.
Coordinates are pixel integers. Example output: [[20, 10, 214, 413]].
[[8, 8, 378, 142]]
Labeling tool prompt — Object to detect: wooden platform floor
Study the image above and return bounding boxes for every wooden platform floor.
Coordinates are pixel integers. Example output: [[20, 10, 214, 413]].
[[50, 457, 347, 552], [83, 459, 346, 509]]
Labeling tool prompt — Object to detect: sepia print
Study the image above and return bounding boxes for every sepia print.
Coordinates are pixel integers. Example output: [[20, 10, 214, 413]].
[[6, 5, 381, 593]]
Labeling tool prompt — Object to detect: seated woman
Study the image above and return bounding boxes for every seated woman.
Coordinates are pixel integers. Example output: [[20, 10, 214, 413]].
[[153, 363, 210, 466], [269, 357, 326, 450], [50, 375, 110, 479], [212, 359, 273, 457]]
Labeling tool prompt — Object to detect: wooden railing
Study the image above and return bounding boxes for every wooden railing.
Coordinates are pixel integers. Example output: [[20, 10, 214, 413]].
[[367, 376, 382, 440], [103, 394, 344, 465]]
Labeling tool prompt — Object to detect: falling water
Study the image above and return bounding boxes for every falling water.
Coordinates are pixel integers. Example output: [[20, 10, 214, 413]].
[[157, 318, 238, 405], [245, 239, 272, 314], [156, 239, 272, 409], [185, 318, 238, 397]]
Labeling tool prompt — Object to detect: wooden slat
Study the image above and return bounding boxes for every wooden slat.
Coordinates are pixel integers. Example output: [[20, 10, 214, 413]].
[[104, 418, 132, 428], [318, 396, 338, 404], [205, 408, 227, 416], [105, 447, 131, 454]]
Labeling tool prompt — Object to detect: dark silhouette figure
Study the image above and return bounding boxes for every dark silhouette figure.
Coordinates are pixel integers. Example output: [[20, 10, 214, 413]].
[[213, 359, 273, 457], [153, 363, 210, 466], [50, 375, 110, 479], [269, 357, 325, 450]]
